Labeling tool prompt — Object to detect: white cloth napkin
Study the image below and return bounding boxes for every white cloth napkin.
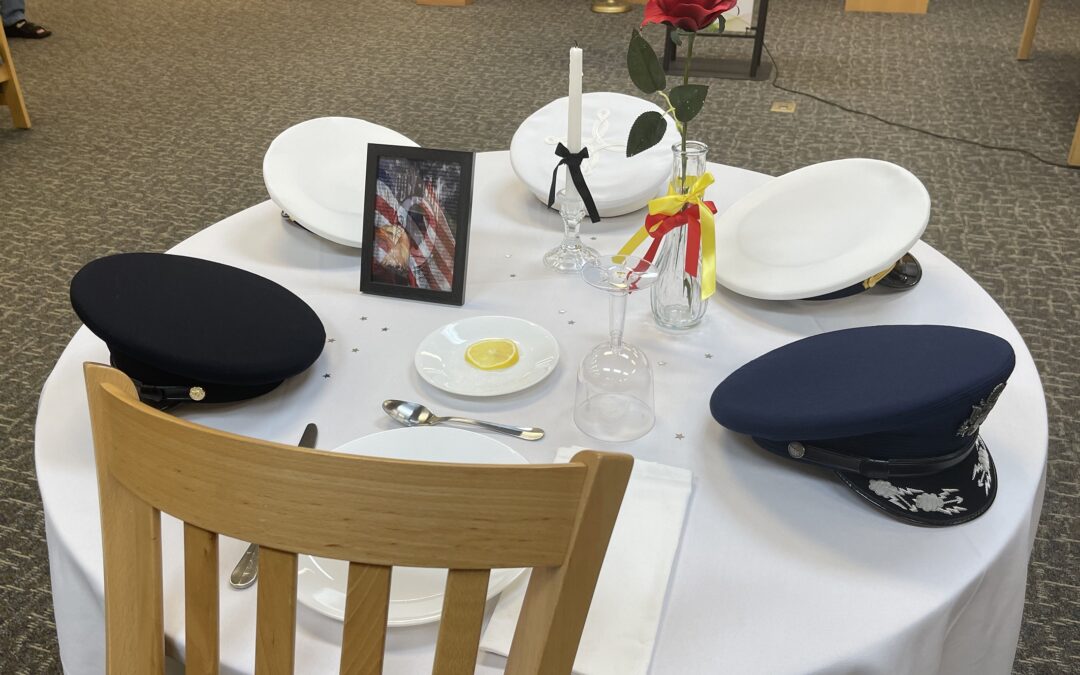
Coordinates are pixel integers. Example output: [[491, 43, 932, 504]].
[[479, 446, 692, 675]]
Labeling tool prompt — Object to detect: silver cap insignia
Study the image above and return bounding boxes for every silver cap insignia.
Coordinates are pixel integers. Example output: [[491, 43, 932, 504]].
[[956, 383, 1005, 437]]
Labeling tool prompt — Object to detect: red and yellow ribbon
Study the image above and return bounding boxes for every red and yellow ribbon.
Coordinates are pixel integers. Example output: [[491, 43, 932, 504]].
[[617, 172, 718, 300]]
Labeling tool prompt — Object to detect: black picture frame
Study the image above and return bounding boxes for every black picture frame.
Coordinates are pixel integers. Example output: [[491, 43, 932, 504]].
[[360, 144, 474, 306]]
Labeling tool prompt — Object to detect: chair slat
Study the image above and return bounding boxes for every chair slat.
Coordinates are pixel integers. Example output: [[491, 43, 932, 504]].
[[104, 496, 165, 674], [255, 547, 298, 675], [184, 523, 220, 675], [433, 569, 492, 675], [339, 563, 392, 675]]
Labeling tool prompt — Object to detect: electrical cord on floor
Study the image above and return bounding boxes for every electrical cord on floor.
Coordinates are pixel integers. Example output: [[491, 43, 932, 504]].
[[761, 42, 1079, 171]]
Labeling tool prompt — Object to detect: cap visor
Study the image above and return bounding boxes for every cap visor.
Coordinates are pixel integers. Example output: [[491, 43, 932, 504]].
[[836, 436, 997, 527]]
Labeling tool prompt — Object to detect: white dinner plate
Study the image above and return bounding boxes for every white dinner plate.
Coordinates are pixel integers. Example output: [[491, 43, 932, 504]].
[[415, 316, 560, 397], [296, 427, 528, 626], [263, 117, 418, 248], [510, 92, 681, 217], [714, 158, 931, 300]]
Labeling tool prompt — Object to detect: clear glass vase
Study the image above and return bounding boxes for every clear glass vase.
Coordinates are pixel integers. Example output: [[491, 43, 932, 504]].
[[651, 141, 709, 330]]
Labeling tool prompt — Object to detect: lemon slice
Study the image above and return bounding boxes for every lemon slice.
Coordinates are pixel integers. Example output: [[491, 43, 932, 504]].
[[464, 338, 520, 371]]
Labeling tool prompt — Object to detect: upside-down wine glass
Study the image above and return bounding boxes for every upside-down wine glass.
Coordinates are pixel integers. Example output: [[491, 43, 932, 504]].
[[543, 188, 600, 273], [574, 254, 660, 442]]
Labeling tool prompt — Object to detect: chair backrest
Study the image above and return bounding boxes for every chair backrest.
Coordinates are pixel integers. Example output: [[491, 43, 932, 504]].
[[84, 363, 633, 675]]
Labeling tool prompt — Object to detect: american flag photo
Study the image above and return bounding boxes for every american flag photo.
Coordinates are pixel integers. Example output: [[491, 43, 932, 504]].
[[371, 157, 461, 291]]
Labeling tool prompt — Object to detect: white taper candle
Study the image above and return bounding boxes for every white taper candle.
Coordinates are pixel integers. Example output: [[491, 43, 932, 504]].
[[566, 46, 583, 201]]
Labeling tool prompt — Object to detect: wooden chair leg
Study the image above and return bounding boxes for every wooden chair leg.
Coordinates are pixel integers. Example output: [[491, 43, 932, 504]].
[[0, 31, 30, 128], [1017, 0, 1042, 60], [1069, 114, 1080, 167], [0, 81, 31, 128]]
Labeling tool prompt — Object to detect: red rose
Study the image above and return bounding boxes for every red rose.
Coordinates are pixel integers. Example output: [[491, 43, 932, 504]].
[[642, 0, 738, 33]]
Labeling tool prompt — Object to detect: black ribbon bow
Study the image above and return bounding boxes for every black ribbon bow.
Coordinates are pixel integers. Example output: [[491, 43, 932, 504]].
[[547, 143, 601, 223]]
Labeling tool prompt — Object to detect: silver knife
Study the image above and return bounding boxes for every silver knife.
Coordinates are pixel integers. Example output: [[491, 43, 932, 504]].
[[228, 423, 318, 589]]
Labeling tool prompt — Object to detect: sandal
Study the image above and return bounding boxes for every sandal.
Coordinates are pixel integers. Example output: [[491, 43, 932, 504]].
[[4, 20, 51, 39]]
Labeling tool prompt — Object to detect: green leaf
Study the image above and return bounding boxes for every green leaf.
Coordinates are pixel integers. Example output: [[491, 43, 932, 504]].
[[627, 29, 666, 94], [670, 84, 708, 124], [626, 111, 668, 157], [670, 30, 683, 46]]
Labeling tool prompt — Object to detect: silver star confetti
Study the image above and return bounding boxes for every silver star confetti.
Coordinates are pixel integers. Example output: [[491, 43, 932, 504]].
[[675, 433, 685, 440]]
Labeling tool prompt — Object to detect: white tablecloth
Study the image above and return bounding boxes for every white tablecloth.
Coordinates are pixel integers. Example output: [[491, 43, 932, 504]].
[[35, 152, 1047, 675]]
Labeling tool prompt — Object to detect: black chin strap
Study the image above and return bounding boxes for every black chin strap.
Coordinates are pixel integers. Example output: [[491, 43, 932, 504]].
[[132, 381, 206, 407], [785, 437, 976, 479]]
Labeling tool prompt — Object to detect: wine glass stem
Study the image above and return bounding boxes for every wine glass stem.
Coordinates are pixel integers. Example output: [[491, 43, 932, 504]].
[[609, 290, 627, 350]]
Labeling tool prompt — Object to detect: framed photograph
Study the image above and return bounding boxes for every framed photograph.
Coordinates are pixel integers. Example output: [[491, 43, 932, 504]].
[[360, 144, 474, 306]]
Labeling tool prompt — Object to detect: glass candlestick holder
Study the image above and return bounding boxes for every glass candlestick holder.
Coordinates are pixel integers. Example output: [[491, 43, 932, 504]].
[[573, 255, 660, 442], [543, 189, 600, 273]]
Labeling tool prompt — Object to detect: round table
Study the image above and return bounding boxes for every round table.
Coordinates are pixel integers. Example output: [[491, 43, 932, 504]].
[[36, 152, 1047, 675]]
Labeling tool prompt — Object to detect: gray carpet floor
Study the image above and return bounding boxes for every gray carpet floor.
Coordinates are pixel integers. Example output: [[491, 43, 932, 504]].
[[1, 0, 1077, 672]]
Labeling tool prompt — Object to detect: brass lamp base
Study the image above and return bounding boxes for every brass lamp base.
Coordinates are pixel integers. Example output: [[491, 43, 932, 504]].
[[591, 0, 632, 13]]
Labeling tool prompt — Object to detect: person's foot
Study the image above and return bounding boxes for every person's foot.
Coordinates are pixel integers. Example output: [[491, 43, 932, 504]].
[[4, 20, 51, 39]]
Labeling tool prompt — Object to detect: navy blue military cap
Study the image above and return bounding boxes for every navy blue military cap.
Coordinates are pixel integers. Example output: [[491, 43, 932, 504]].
[[71, 253, 325, 407], [710, 325, 1015, 526]]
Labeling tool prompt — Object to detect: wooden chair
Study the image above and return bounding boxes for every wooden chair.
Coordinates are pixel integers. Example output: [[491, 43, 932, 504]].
[[1016, 0, 1080, 166], [84, 363, 633, 675], [0, 28, 30, 128]]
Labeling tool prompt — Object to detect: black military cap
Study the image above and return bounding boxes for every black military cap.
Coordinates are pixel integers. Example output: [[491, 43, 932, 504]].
[[710, 325, 1015, 526], [71, 253, 325, 406]]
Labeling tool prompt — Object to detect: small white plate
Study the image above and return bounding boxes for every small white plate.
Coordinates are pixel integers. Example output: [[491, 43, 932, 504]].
[[415, 316, 559, 397], [263, 117, 418, 248], [714, 158, 930, 300], [296, 427, 528, 626]]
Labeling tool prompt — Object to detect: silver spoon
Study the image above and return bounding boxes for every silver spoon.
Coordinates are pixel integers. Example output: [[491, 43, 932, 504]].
[[229, 423, 318, 590], [382, 400, 544, 441]]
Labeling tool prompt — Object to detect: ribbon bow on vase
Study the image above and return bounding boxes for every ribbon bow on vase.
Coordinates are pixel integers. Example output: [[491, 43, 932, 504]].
[[617, 172, 718, 302]]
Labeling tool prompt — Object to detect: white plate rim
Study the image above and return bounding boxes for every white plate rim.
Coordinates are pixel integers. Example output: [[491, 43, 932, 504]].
[[296, 427, 528, 626], [263, 116, 419, 248], [414, 315, 560, 397], [714, 158, 930, 300]]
